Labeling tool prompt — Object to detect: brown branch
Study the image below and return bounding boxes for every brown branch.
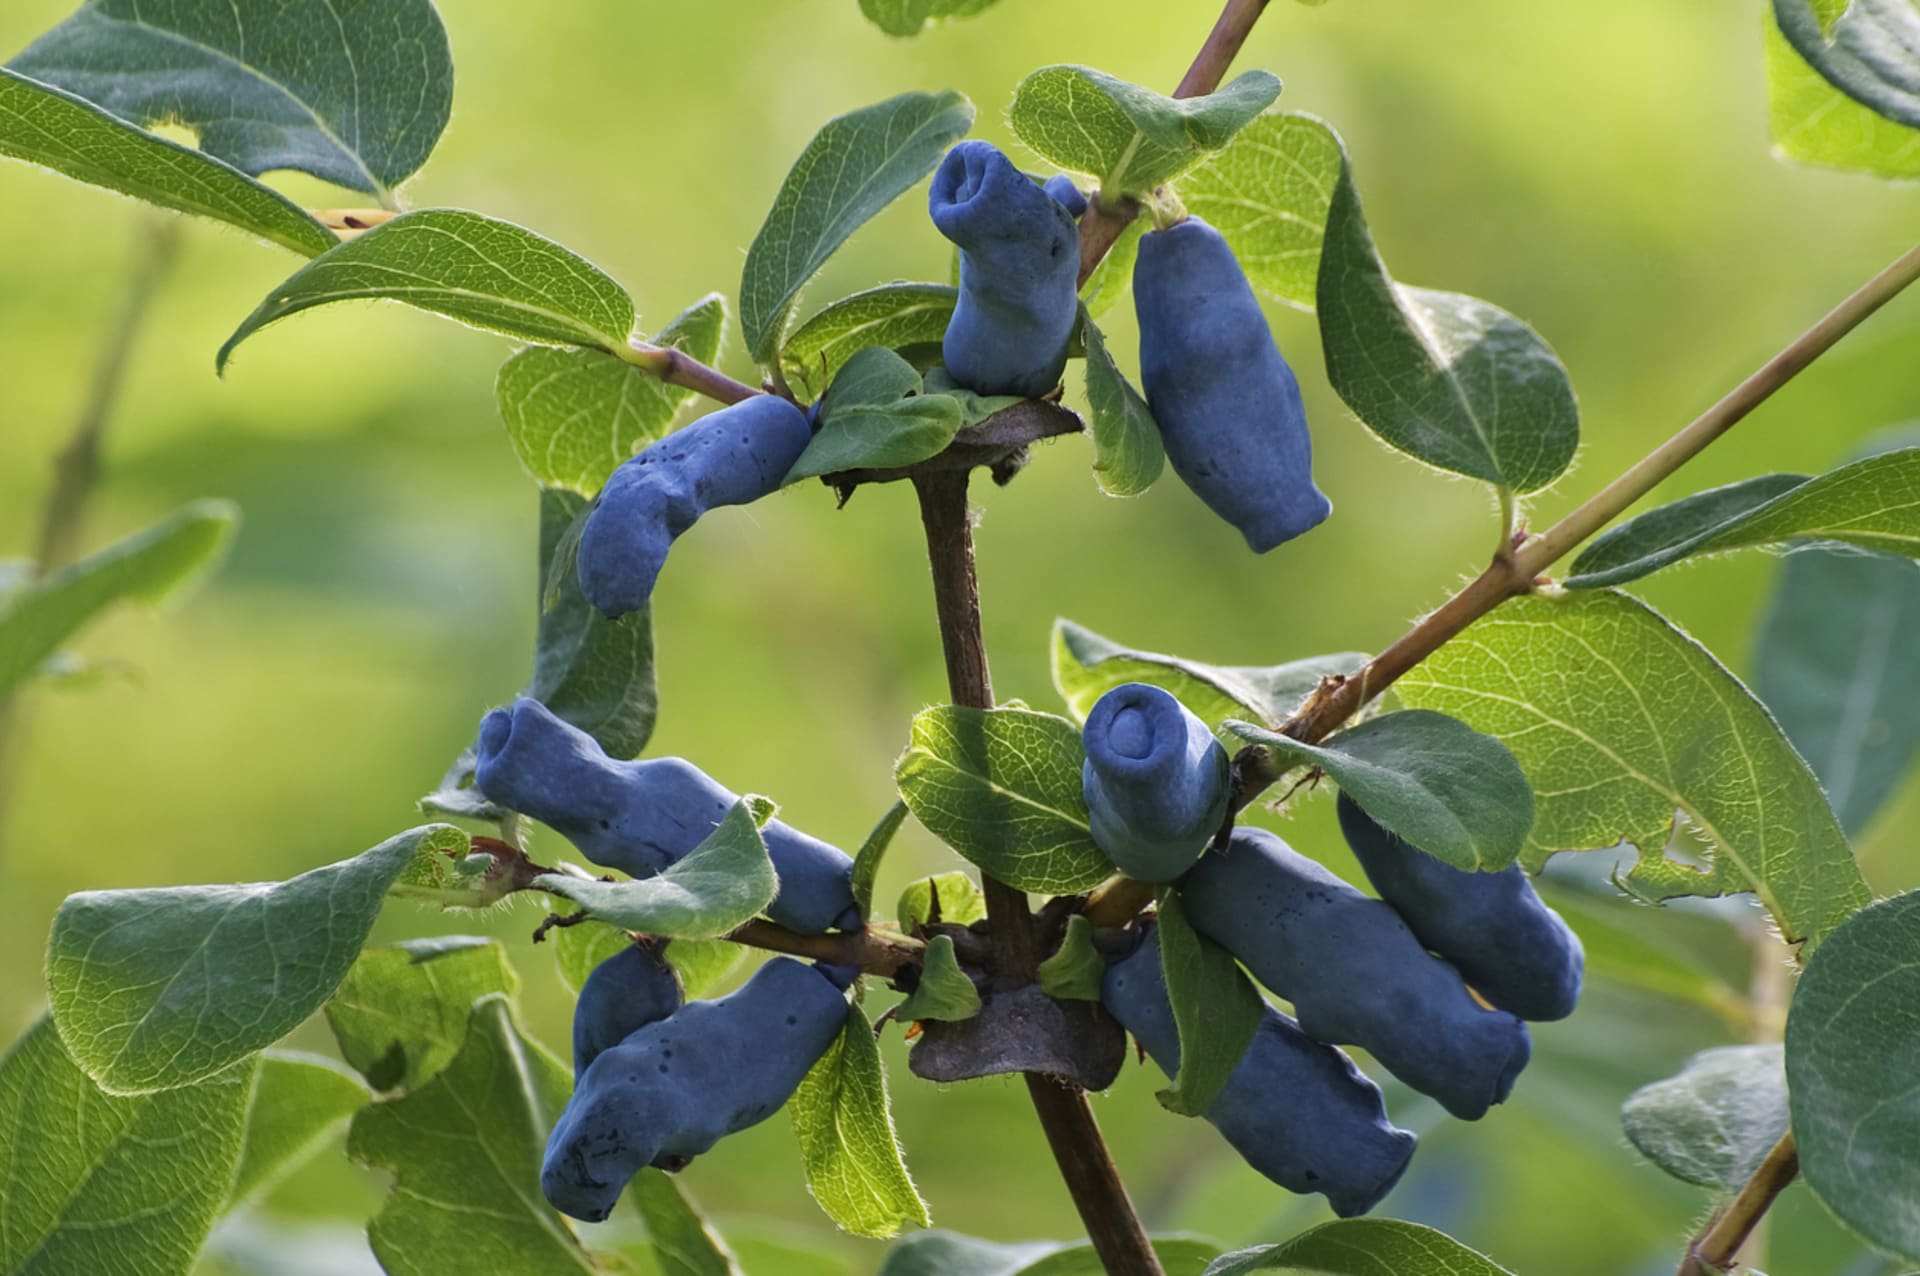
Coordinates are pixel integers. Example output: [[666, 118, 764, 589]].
[[913, 469, 1164, 1276], [624, 338, 764, 405], [826, 401, 1082, 491], [1677, 1133, 1800, 1276], [726, 918, 927, 976]]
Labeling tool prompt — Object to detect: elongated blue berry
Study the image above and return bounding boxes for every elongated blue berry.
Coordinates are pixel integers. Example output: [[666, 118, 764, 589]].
[[1134, 216, 1330, 551], [572, 942, 683, 1080], [1102, 924, 1415, 1216], [475, 697, 858, 934], [1081, 683, 1229, 881], [542, 957, 849, 1222], [930, 140, 1080, 398], [577, 395, 813, 619], [1043, 174, 1088, 219], [1180, 826, 1531, 1120], [1337, 793, 1583, 1022]]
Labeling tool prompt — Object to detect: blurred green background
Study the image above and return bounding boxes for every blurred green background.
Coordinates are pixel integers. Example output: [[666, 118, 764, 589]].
[[2, 1, 1917, 1273]]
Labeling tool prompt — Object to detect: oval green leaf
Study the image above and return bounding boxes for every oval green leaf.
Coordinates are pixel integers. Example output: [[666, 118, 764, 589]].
[[1775, 0, 1920, 132], [1156, 890, 1263, 1117], [324, 937, 519, 1093], [1204, 1219, 1515, 1275], [1080, 314, 1164, 496], [789, 1001, 929, 1239], [1768, 12, 1920, 179], [895, 934, 983, 1023], [1180, 112, 1342, 311], [781, 283, 957, 401], [787, 346, 965, 482], [1621, 1044, 1789, 1191]]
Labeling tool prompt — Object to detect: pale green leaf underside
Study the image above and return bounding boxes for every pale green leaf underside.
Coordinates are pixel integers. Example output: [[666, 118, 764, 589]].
[[228, 1050, 370, 1209], [1080, 315, 1164, 496], [1767, 12, 1920, 178], [1051, 617, 1367, 732], [1008, 65, 1282, 196], [0, 499, 236, 701], [1227, 709, 1534, 872], [1203, 1219, 1515, 1275], [1319, 155, 1578, 494], [1786, 889, 1920, 1262], [1774, 0, 1920, 132], [895, 934, 982, 1022], [1180, 112, 1342, 311], [741, 90, 974, 364], [0, 69, 334, 256], [895, 704, 1112, 893], [10, 0, 453, 196], [789, 1002, 929, 1239], [325, 937, 519, 1094], [349, 994, 598, 1276], [47, 823, 467, 1094], [219, 209, 637, 370], [0, 1018, 253, 1276], [1567, 448, 1920, 588], [499, 294, 726, 495], [1155, 891, 1262, 1118], [1620, 1044, 1788, 1192], [534, 798, 778, 939], [781, 283, 956, 401], [1397, 591, 1868, 951]]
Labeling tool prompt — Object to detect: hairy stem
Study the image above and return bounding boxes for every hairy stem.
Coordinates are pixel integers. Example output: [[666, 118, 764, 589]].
[[912, 469, 1164, 1276], [622, 338, 764, 405], [1677, 1133, 1800, 1276], [1077, 0, 1271, 286], [0, 215, 181, 839]]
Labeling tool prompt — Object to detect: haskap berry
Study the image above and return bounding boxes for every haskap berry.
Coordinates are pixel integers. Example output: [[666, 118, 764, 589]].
[[542, 956, 849, 1222], [1101, 923, 1416, 1217], [576, 394, 813, 620], [1042, 173, 1088, 219], [474, 697, 859, 934], [929, 140, 1081, 399], [571, 942, 684, 1081], [1337, 793, 1584, 1022], [1134, 216, 1331, 552], [1179, 826, 1532, 1120], [1081, 682, 1230, 882]]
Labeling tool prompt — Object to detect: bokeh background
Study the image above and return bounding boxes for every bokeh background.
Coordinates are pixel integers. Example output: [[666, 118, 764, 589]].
[[2, 1, 1917, 1273]]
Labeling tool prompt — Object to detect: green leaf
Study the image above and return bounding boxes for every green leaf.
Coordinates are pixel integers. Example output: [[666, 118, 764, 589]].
[[228, 1051, 370, 1209], [879, 1232, 1220, 1276], [499, 294, 727, 495], [1080, 315, 1164, 496], [1397, 591, 1869, 950], [1180, 112, 1342, 311], [0, 69, 334, 256], [1318, 147, 1578, 494], [895, 704, 1112, 893], [1620, 1044, 1788, 1192], [1155, 890, 1263, 1117], [1008, 66, 1282, 196], [896, 870, 987, 930], [533, 797, 778, 939], [1543, 890, 1752, 1030], [786, 347, 965, 481], [0, 1018, 254, 1276], [550, 917, 634, 993], [47, 823, 468, 1094], [741, 91, 974, 365], [1786, 889, 1920, 1262], [10, 0, 452, 197], [1204, 1219, 1516, 1275], [789, 1001, 929, 1239], [852, 800, 911, 916], [1078, 216, 1143, 319], [857, 0, 1004, 38], [781, 283, 957, 401], [666, 940, 747, 1000], [349, 994, 599, 1275], [895, 934, 983, 1022], [1226, 710, 1534, 872], [631, 1168, 741, 1276], [1767, 12, 1920, 179], [1052, 619, 1367, 732], [1775, 0, 1920, 131], [1037, 914, 1104, 1002], [1567, 449, 1920, 588], [325, 937, 519, 1093], [0, 499, 236, 701], [529, 488, 657, 759], [218, 209, 637, 371], [1753, 544, 1920, 836]]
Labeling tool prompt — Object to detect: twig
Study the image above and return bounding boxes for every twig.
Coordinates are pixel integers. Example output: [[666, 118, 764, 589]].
[[913, 469, 1165, 1276], [1677, 1133, 1800, 1276], [824, 400, 1082, 491], [622, 338, 764, 405]]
